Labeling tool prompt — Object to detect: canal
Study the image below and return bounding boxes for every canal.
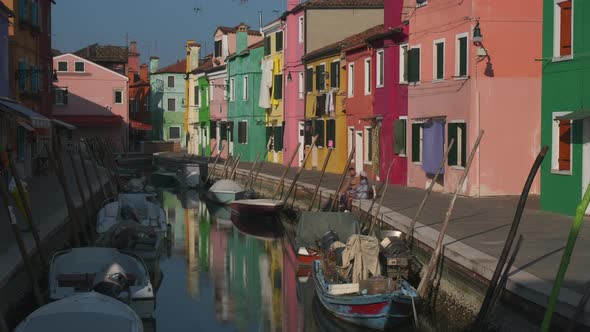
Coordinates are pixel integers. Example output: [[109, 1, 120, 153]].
[[153, 189, 416, 332]]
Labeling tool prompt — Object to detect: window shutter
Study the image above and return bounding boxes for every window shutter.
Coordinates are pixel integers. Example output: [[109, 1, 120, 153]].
[[305, 67, 313, 92], [194, 86, 199, 105], [264, 36, 271, 56], [316, 65, 325, 91], [436, 43, 444, 79], [315, 119, 325, 147], [210, 121, 217, 139], [274, 126, 284, 151], [559, 1, 572, 56], [63, 89, 68, 105], [330, 62, 340, 88], [448, 123, 458, 166], [266, 126, 273, 143], [326, 119, 336, 148], [408, 48, 420, 83], [304, 120, 312, 145], [367, 128, 373, 161], [411, 123, 421, 162], [275, 31, 283, 52], [394, 119, 406, 154], [459, 122, 467, 166], [273, 75, 283, 99], [459, 37, 467, 76], [220, 122, 228, 141], [558, 120, 571, 170]]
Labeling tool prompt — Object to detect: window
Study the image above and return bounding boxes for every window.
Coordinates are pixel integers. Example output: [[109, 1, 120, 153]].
[[408, 46, 421, 83], [168, 76, 175, 88], [364, 58, 371, 95], [434, 40, 445, 81], [169, 126, 181, 140], [315, 119, 325, 148], [273, 74, 283, 99], [168, 98, 176, 111], [304, 120, 313, 145], [416, 0, 428, 7], [214, 40, 223, 58], [394, 118, 407, 155], [348, 63, 355, 97], [298, 16, 304, 43], [238, 121, 248, 144], [326, 119, 336, 148], [229, 78, 235, 101], [210, 84, 215, 101], [298, 72, 305, 99], [305, 67, 313, 92], [274, 126, 284, 151], [53, 88, 68, 105], [223, 80, 228, 100], [220, 122, 228, 141], [264, 36, 271, 56], [399, 43, 409, 83], [554, 0, 573, 58], [552, 114, 572, 172], [194, 86, 199, 106], [455, 34, 468, 77], [330, 61, 340, 89], [411, 123, 424, 162], [276, 31, 283, 52], [57, 61, 68, 72], [210, 121, 217, 139], [316, 64, 325, 91], [448, 122, 467, 167], [364, 127, 373, 164], [242, 75, 248, 101], [74, 61, 85, 73], [376, 50, 384, 88], [114, 90, 123, 104]]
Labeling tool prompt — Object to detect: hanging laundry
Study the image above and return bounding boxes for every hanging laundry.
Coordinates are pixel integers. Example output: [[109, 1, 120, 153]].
[[324, 90, 336, 115], [271, 57, 282, 106], [258, 58, 273, 109], [316, 94, 327, 117], [421, 120, 445, 175]]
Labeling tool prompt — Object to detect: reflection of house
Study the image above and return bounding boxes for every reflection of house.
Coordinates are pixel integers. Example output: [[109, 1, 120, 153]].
[[149, 57, 187, 149], [127, 41, 152, 151], [540, 0, 590, 215], [52, 53, 129, 150]]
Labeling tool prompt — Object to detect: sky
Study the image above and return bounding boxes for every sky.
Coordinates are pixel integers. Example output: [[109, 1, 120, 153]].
[[52, 0, 287, 66]]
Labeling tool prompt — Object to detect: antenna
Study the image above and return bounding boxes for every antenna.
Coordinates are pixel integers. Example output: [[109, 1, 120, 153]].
[[258, 10, 263, 34]]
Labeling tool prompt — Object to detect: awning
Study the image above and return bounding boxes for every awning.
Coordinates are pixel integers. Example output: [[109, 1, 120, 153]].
[[53, 115, 123, 127], [17, 121, 34, 131], [0, 98, 52, 128], [130, 120, 152, 131], [555, 110, 590, 121], [52, 119, 77, 130]]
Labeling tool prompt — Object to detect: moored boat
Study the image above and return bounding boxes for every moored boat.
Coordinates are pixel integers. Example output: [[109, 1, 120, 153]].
[[206, 179, 249, 204], [230, 198, 285, 215], [96, 193, 167, 237], [150, 171, 179, 188], [15, 292, 143, 332]]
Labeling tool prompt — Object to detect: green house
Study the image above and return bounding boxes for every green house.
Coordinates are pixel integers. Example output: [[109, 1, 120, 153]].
[[541, 0, 590, 215]]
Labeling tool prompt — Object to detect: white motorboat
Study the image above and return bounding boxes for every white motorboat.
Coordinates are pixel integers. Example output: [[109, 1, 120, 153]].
[[49, 247, 155, 319], [97, 193, 167, 237], [206, 179, 248, 204], [15, 292, 143, 332]]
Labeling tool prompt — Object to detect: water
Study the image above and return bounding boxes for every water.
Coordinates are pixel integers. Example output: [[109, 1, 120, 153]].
[[153, 190, 415, 332]]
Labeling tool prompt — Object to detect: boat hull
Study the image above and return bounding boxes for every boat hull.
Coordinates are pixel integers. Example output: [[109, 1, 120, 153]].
[[230, 199, 285, 215], [206, 189, 247, 204]]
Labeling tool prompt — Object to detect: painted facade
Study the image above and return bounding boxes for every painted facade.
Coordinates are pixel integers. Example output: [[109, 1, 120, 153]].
[[406, 0, 542, 196], [541, 0, 590, 215], [185, 40, 202, 156], [261, 19, 285, 164], [149, 58, 187, 148], [127, 42, 152, 151], [227, 30, 266, 162], [52, 53, 129, 149]]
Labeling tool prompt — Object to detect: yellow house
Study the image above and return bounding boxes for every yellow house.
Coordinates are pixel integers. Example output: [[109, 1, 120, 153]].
[[261, 19, 285, 164], [302, 46, 347, 174]]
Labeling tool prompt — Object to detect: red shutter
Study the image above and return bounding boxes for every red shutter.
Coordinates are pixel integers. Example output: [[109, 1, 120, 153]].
[[558, 120, 571, 171], [560, 1, 572, 56]]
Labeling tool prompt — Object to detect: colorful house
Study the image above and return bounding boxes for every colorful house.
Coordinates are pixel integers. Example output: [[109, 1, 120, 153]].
[[541, 0, 590, 215], [185, 40, 203, 156], [227, 26, 266, 162], [149, 57, 188, 149], [282, 0, 384, 167], [260, 19, 285, 164], [52, 53, 129, 149], [127, 42, 152, 151], [406, 0, 542, 196]]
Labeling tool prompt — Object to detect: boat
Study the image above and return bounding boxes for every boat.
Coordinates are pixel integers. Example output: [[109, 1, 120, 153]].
[[295, 212, 360, 265], [15, 292, 143, 332], [230, 213, 284, 240], [230, 198, 285, 215], [96, 192, 167, 237], [205, 179, 249, 204], [312, 234, 419, 330], [206, 202, 233, 227], [178, 163, 204, 188], [150, 171, 179, 188], [49, 247, 156, 319]]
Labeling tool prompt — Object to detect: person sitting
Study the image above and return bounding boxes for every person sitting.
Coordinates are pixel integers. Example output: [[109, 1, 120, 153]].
[[345, 171, 369, 211], [339, 167, 359, 210]]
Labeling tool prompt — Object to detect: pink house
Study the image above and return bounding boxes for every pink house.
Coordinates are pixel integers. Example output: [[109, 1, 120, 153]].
[[406, 0, 542, 196], [52, 53, 129, 150]]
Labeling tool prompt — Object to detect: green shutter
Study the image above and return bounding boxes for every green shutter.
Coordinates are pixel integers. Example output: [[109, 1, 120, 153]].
[[330, 62, 340, 88], [274, 126, 284, 151], [367, 128, 373, 162], [316, 65, 325, 91], [210, 121, 217, 139], [459, 37, 467, 77], [394, 119, 406, 155], [448, 123, 458, 166], [459, 123, 467, 166], [273, 75, 283, 99], [275, 31, 283, 52], [220, 122, 228, 141], [408, 48, 420, 83], [305, 68, 313, 92], [436, 43, 444, 80], [315, 119, 325, 147], [411, 123, 421, 162], [266, 126, 273, 142], [264, 36, 271, 56], [326, 119, 336, 148], [194, 86, 199, 105], [305, 120, 312, 145]]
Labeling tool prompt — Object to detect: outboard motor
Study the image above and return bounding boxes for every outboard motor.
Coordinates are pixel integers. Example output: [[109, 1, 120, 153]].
[[92, 263, 129, 299], [319, 230, 339, 251]]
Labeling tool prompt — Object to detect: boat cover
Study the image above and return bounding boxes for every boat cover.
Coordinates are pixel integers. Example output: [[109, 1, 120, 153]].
[[119, 194, 149, 220], [95, 221, 158, 251], [339, 235, 381, 283], [295, 212, 360, 249], [209, 179, 244, 193]]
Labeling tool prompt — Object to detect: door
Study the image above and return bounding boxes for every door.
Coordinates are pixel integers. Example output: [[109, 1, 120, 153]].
[[298, 121, 305, 166], [227, 125, 234, 157], [355, 131, 363, 173], [348, 127, 354, 158], [583, 118, 590, 215]]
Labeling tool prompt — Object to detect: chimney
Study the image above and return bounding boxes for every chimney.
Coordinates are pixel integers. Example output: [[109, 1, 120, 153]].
[[236, 23, 249, 53], [128, 41, 140, 73], [186, 40, 201, 72], [288, 0, 300, 11], [149, 56, 159, 74], [140, 64, 149, 82], [130, 41, 138, 54]]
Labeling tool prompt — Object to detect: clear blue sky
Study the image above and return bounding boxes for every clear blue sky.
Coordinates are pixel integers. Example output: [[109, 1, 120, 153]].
[[52, 0, 286, 66]]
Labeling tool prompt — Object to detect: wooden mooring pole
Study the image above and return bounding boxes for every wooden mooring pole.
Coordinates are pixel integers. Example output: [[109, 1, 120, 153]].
[[404, 138, 455, 243], [417, 130, 484, 299], [206, 143, 226, 183], [368, 159, 395, 236], [251, 141, 274, 189], [330, 146, 355, 211], [282, 136, 317, 203], [220, 156, 231, 180], [90, 138, 118, 196], [84, 140, 108, 200], [273, 142, 301, 199], [67, 147, 94, 242], [567, 279, 590, 332], [308, 147, 333, 211], [245, 152, 261, 188], [229, 153, 242, 180]]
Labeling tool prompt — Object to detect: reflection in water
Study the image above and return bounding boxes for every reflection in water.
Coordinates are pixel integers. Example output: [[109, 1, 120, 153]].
[[154, 190, 376, 332]]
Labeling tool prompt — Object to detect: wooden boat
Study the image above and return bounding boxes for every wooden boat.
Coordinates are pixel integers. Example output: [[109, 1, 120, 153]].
[[96, 193, 167, 237], [230, 198, 285, 215], [230, 213, 284, 240], [206, 179, 248, 204], [15, 292, 143, 332], [49, 247, 155, 319], [295, 212, 360, 265]]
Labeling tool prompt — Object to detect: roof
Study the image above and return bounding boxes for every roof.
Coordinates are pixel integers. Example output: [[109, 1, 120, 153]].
[[73, 44, 129, 64], [130, 80, 150, 88], [284, 0, 383, 16], [53, 53, 129, 81], [190, 55, 214, 75], [153, 59, 187, 74], [303, 24, 391, 61], [231, 40, 266, 59], [216, 25, 262, 37]]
